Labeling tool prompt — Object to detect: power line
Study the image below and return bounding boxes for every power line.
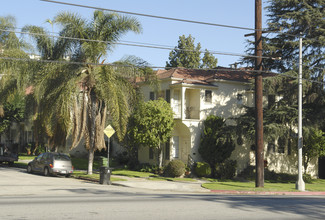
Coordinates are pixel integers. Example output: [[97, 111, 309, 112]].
[[40, 0, 324, 42], [0, 28, 281, 60], [1, 28, 323, 72], [40, 0, 259, 32], [1, 56, 324, 85]]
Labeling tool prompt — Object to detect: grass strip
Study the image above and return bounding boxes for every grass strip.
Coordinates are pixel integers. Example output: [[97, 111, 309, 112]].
[[202, 179, 325, 192], [72, 171, 126, 182]]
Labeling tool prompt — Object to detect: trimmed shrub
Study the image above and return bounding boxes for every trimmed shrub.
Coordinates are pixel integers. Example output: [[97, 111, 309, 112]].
[[216, 159, 237, 179], [139, 163, 160, 174], [195, 162, 211, 177], [164, 160, 185, 177], [303, 174, 313, 184]]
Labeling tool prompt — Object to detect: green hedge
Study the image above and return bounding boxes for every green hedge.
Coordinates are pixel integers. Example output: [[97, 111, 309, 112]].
[[195, 162, 211, 177], [164, 160, 185, 177]]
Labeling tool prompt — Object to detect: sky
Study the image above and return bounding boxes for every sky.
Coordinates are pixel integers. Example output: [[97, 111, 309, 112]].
[[0, 0, 270, 68]]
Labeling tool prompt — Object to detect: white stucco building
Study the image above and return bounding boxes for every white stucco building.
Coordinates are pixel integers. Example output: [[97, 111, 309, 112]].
[[137, 67, 319, 177]]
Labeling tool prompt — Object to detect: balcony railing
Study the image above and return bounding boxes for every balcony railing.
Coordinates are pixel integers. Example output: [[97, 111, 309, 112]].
[[185, 106, 200, 120], [172, 104, 181, 119]]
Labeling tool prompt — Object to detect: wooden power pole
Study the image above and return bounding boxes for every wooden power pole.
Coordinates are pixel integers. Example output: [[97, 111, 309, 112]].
[[255, 0, 264, 187]]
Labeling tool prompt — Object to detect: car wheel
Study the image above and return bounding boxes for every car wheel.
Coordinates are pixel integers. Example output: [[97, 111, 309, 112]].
[[44, 167, 50, 176], [65, 174, 71, 178], [27, 165, 33, 173]]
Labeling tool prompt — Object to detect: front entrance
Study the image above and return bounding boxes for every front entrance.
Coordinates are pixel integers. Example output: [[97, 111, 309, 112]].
[[319, 157, 325, 179]]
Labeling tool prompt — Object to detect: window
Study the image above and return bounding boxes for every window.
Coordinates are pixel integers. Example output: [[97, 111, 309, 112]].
[[278, 137, 286, 154], [165, 140, 170, 160], [166, 90, 170, 103], [149, 148, 154, 159], [267, 142, 275, 153], [205, 90, 212, 103], [173, 136, 179, 158], [149, 92, 155, 100], [268, 95, 275, 109], [237, 94, 243, 105]]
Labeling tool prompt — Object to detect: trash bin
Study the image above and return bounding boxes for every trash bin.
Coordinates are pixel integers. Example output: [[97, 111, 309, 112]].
[[99, 156, 108, 167], [99, 166, 112, 185]]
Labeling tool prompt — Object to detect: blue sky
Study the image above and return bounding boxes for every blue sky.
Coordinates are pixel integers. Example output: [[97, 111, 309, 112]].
[[1, 0, 269, 68]]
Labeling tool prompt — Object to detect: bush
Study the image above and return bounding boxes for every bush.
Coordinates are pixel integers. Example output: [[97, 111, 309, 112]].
[[303, 174, 313, 184], [116, 151, 130, 165], [239, 166, 314, 183], [237, 165, 255, 180], [139, 163, 161, 174], [216, 159, 237, 179], [164, 160, 185, 177], [195, 162, 211, 177]]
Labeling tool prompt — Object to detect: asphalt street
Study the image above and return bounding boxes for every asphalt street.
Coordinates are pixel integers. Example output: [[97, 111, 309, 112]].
[[1, 166, 325, 220]]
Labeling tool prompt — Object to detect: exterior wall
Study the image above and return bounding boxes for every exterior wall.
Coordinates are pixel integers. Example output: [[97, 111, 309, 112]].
[[135, 77, 319, 178], [0, 120, 34, 154], [138, 79, 254, 172]]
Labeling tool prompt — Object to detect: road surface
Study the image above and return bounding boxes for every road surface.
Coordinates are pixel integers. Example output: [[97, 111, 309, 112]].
[[1, 165, 325, 220]]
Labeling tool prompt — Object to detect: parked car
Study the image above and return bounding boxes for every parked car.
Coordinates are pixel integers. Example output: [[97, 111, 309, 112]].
[[27, 152, 74, 177], [0, 145, 18, 166]]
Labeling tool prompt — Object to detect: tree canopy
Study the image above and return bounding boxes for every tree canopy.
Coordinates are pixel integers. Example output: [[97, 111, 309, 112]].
[[303, 128, 325, 173], [199, 115, 235, 177], [237, 0, 325, 160], [19, 10, 149, 174], [166, 34, 218, 69], [128, 98, 174, 167]]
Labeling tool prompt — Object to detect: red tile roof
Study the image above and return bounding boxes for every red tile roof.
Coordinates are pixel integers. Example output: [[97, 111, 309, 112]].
[[156, 67, 269, 85]]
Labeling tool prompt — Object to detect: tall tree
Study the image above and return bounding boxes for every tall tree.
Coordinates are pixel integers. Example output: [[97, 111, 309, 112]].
[[199, 115, 235, 177], [128, 98, 174, 168], [0, 16, 31, 135], [302, 128, 325, 173], [237, 0, 325, 160], [166, 35, 217, 69], [23, 10, 146, 174]]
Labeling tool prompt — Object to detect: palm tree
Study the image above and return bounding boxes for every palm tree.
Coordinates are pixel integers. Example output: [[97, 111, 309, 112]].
[[0, 16, 30, 131], [24, 10, 147, 174]]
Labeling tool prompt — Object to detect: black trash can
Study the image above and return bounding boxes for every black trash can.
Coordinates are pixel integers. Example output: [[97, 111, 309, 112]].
[[99, 166, 112, 185]]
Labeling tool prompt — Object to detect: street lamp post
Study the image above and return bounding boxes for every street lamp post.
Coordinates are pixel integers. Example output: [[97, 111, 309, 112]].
[[296, 33, 305, 191]]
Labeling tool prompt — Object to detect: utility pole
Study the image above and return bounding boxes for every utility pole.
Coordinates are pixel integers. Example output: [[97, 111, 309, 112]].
[[255, 0, 264, 187], [296, 34, 305, 191]]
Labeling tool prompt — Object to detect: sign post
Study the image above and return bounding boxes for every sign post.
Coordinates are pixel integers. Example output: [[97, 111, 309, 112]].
[[103, 125, 115, 168]]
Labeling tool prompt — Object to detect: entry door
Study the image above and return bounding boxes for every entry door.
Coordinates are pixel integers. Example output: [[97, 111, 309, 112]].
[[319, 157, 325, 179], [181, 138, 190, 161], [172, 136, 179, 159]]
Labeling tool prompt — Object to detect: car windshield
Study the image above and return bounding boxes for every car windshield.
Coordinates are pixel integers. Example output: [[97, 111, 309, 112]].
[[54, 154, 70, 161]]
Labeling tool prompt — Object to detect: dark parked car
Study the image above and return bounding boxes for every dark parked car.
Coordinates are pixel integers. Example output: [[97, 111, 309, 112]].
[[27, 152, 74, 177]]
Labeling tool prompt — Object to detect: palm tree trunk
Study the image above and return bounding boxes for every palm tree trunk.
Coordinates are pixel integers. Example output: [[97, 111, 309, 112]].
[[87, 89, 97, 175], [88, 149, 94, 174]]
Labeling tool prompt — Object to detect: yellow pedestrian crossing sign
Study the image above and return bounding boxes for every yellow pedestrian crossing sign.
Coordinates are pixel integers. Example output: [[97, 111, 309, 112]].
[[104, 125, 115, 138]]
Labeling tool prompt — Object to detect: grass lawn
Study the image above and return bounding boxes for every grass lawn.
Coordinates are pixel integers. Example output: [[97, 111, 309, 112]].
[[71, 158, 101, 170], [112, 169, 158, 178], [202, 179, 325, 192], [112, 169, 197, 182], [18, 155, 36, 161], [148, 177, 197, 182], [72, 171, 126, 182]]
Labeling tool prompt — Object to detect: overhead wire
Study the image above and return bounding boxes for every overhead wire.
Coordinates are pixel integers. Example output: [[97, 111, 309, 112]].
[[36, 1, 325, 70], [0, 56, 324, 86], [0, 1, 323, 84], [40, 0, 324, 42], [40, 0, 259, 32], [0, 28, 282, 61]]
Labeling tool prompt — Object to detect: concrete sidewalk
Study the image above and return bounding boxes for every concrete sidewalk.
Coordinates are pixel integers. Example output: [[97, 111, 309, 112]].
[[16, 161, 325, 196], [113, 175, 211, 193]]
